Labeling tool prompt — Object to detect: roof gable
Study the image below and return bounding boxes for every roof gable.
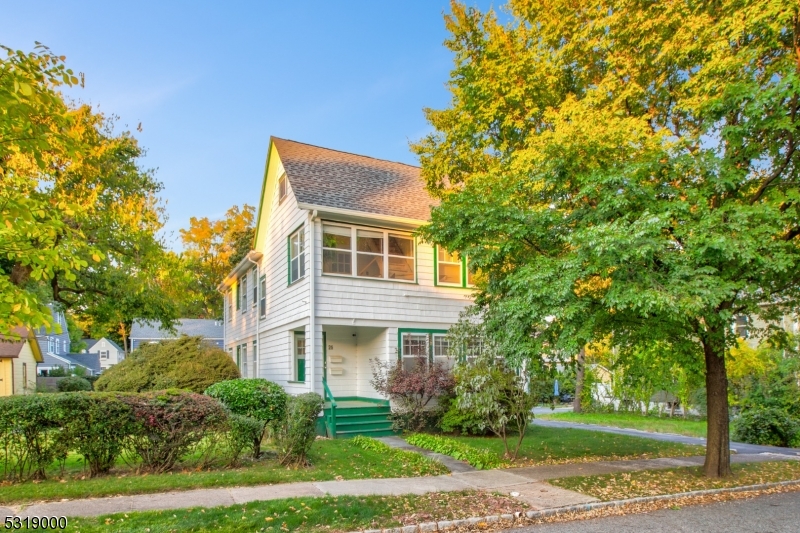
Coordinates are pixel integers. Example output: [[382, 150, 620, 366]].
[[273, 138, 435, 221]]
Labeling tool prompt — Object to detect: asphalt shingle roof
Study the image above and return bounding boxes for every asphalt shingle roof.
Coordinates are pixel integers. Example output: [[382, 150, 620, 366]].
[[273, 137, 436, 221], [130, 319, 224, 340], [42, 353, 102, 375]]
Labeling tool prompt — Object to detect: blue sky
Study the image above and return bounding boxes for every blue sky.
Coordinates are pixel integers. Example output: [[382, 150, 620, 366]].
[[5, 1, 497, 248]]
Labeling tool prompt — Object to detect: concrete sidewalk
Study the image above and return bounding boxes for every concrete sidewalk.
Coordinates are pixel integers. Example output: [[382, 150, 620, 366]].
[[532, 419, 800, 456], [4, 453, 791, 519]]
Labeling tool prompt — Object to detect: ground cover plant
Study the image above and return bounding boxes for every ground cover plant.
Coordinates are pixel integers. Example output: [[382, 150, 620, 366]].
[[550, 460, 800, 501], [405, 434, 502, 469], [538, 412, 708, 438], [0, 438, 448, 505], [352, 435, 448, 474], [449, 426, 703, 466], [61, 490, 528, 533]]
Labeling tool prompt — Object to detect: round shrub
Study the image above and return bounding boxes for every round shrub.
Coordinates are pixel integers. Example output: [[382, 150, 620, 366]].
[[732, 407, 800, 447], [119, 389, 228, 473], [205, 379, 288, 458], [224, 414, 265, 466], [57, 376, 92, 392], [273, 392, 324, 467], [95, 336, 240, 393]]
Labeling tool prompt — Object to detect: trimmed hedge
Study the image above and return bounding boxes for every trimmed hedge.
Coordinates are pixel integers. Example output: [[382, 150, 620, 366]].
[[95, 336, 240, 393], [205, 379, 288, 458], [0, 390, 228, 480], [405, 433, 503, 469], [273, 393, 324, 467], [57, 376, 92, 392], [351, 435, 448, 474]]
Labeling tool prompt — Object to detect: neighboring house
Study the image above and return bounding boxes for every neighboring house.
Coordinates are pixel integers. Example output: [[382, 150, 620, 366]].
[[736, 312, 799, 349], [219, 137, 475, 437], [0, 327, 43, 395], [84, 337, 125, 369], [129, 319, 225, 351], [33, 304, 72, 357], [39, 352, 102, 377]]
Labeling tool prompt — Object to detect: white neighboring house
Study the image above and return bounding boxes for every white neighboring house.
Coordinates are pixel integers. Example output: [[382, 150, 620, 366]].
[[84, 338, 125, 370], [219, 137, 475, 438]]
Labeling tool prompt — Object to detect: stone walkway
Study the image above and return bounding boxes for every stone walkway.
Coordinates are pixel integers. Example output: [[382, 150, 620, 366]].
[[2, 453, 791, 519], [532, 419, 800, 456]]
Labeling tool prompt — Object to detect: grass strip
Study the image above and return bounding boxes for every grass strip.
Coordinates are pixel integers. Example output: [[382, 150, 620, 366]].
[[538, 411, 708, 438], [550, 460, 800, 500], [52, 490, 527, 533], [405, 433, 503, 469], [351, 435, 449, 475], [0, 439, 446, 506], [451, 426, 704, 466]]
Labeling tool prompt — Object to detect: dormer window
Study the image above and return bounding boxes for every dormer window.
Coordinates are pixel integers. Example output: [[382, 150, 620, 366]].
[[278, 174, 287, 203]]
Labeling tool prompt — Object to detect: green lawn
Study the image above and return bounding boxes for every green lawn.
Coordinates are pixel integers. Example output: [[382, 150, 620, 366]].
[[550, 460, 800, 500], [538, 412, 707, 438], [0, 439, 447, 505], [34, 491, 527, 533], [450, 425, 704, 466]]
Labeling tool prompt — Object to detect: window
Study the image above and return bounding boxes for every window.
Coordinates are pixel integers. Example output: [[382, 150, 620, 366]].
[[735, 316, 749, 339], [236, 345, 241, 371], [294, 332, 306, 382], [399, 330, 452, 372], [241, 344, 248, 378], [432, 334, 455, 370], [251, 268, 258, 308], [278, 173, 287, 202], [401, 333, 428, 372], [100, 351, 109, 359], [288, 227, 306, 284], [56, 339, 60, 354], [227, 291, 233, 321], [259, 276, 267, 318], [235, 282, 240, 311], [22, 363, 27, 390], [322, 224, 416, 281], [48, 337, 54, 354], [435, 246, 474, 287], [252, 340, 258, 378], [240, 274, 248, 311]]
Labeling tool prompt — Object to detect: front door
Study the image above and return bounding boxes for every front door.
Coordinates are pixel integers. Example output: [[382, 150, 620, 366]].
[[0, 359, 13, 396]]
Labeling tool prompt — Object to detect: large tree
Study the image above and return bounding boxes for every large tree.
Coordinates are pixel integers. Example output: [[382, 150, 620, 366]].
[[1, 44, 177, 341], [176, 204, 255, 318], [414, 0, 800, 477]]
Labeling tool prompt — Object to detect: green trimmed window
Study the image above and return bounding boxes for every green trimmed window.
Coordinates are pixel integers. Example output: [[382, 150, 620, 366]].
[[322, 224, 415, 281], [289, 227, 306, 284], [435, 246, 474, 287], [294, 332, 306, 382], [399, 330, 454, 371]]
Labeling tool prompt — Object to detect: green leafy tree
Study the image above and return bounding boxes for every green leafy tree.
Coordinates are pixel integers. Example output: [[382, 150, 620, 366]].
[[1, 43, 177, 341], [414, 1, 800, 477]]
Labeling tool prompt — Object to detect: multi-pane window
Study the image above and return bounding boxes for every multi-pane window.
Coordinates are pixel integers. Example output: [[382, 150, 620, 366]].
[[289, 228, 306, 284], [401, 333, 428, 372], [251, 269, 258, 308], [435, 246, 475, 287], [228, 291, 233, 321], [240, 274, 248, 311], [252, 340, 258, 378], [294, 332, 306, 382], [100, 351, 109, 359], [278, 174, 287, 202], [235, 282, 240, 311], [259, 276, 267, 318], [241, 344, 248, 378], [48, 337, 54, 354], [432, 334, 455, 370], [322, 224, 415, 281], [55, 339, 60, 354]]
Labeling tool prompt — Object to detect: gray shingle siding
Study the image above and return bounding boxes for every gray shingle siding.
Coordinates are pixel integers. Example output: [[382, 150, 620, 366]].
[[34, 304, 72, 356]]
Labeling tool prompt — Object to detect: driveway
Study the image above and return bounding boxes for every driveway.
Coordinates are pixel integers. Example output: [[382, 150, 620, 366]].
[[506, 490, 800, 532]]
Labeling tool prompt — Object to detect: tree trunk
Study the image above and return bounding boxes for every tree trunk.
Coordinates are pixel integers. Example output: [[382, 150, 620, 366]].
[[573, 346, 585, 413], [703, 328, 732, 478]]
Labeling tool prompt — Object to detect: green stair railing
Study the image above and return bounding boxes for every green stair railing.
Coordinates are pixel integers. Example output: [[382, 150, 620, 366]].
[[323, 381, 337, 437]]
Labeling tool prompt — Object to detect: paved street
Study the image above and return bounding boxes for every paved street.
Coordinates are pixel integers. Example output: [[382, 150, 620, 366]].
[[506, 490, 800, 532]]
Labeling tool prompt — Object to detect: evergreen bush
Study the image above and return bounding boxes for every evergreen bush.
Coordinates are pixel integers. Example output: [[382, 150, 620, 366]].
[[732, 407, 800, 447], [94, 336, 239, 393], [57, 376, 92, 392]]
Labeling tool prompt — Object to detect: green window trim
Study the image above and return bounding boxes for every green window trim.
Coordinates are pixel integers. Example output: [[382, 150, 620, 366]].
[[396, 328, 448, 362], [293, 331, 306, 383], [287, 224, 307, 286], [235, 282, 241, 310], [433, 246, 473, 288]]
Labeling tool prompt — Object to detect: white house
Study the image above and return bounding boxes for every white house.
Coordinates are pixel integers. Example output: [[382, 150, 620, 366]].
[[84, 337, 125, 370], [219, 137, 475, 437]]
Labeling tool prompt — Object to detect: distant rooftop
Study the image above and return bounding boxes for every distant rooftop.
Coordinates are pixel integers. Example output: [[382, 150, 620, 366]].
[[130, 319, 224, 340]]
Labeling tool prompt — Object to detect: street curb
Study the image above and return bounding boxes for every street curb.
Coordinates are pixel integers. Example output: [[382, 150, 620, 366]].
[[347, 479, 800, 533]]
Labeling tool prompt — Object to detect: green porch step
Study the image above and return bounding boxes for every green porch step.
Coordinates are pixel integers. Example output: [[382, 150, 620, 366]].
[[323, 400, 395, 438]]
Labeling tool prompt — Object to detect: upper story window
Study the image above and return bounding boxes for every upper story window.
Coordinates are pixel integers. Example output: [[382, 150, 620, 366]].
[[251, 268, 258, 308], [48, 337, 54, 353], [322, 224, 415, 282], [227, 290, 233, 321], [235, 282, 240, 311], [259, 275, 267, 318], [278, 174, 287, 203], [289, 227, 306, 284], [240, 274, 248, 311], [435, 246, 474, 287]]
